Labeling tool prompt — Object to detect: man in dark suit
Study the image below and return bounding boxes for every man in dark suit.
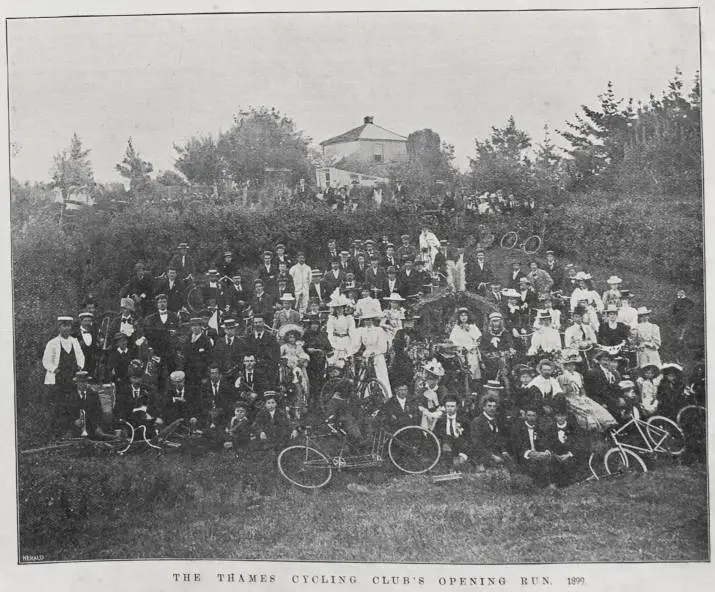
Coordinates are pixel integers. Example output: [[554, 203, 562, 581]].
[[485, 280, 507, 313], [511, 406, 556, 488], [257, 251, 278, 294], [200, 363, 235, 430], [470, 395, 513, 471], [249, 279, 275, 327], [222, 273, 251, 319], [181, 317, 212, 387], [115, 365, 161, 428], [161, 370, 201, 425], [545, 401, 585, 487], [65, 371, 113, 440], [75, 311, 101, 379], [398, 259, 422, 299], [338, 251, 354, 276], [168, 242, 195, 280], [143, 293, 180, 388], [108, 298, 144, 349], [308, 271, 327, 303], [243, 315, 280, 380], [322, 259, 345, 299], [396, 234, 416, 264], [234, 353, 269, 419], [466, 248, 493, 294], [384, 266, 403, 297], [583, 351, 623, 418], [381, 384, 420, 432], [106, 332, 137, 389], [252, 391, 296, 449], [364, 256, 387, 295], [381, 244, 399, 271], [506, 261, 527, 290], [352, 253, 369, 285], [544, 251, 564, 292], [216, 250, 237, 279], [120, 261, 155, 319], [325, 239, 339, 268], [155, 267, 185, 313], [432, 241, 448, 278], [433, 394, 472, 469], [274, 243, 292, 269], [211, 319, 244, 380]]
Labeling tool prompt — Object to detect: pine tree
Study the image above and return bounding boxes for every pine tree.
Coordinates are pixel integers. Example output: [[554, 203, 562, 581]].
[[116, 138, 154, 193], [50, 133, 94, 201]]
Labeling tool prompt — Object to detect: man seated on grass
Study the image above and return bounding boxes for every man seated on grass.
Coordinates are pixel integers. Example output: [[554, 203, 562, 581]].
[[382, 384, 420, 433], [252, 391, 297, 450], [224, 401, 254, 450], [544, 400, 586, 487], [512, 406, 557, 489], [433, 394, 471, 471], [115, 364, 163, 435], [67, 371, 121, 441], [470, 395, 513, 473]]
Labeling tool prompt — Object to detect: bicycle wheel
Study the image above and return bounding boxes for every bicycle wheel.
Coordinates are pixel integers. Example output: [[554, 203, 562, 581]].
[[277, 445, 333, 489], [186, 284, 205, 313], [522, 235, 542, 255], [646, 416, 685, 456], [677, 405, 706, 430], [360, 378, 389, 403], [500, 231, 518, 249], [603, 447, 648, 475], [388, 425, 441, 474]]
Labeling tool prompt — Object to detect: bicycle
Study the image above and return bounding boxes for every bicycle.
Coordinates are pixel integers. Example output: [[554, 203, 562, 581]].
[[276, 420, 441, 489], [586, 408, 685, 479], [499, 230, 543, 254], [318, 354, 390, 412]]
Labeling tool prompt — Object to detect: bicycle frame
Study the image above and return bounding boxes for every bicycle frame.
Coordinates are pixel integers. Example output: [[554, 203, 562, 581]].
[[301, 423, 390, 470], [609, 416, 669, 455]]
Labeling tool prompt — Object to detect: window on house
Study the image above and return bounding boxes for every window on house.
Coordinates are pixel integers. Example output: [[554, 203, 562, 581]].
[[373, 143, 384, 163]]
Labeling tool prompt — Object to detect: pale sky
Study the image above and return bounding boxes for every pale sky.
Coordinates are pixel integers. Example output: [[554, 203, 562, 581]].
[[7, 9, 701, 183]]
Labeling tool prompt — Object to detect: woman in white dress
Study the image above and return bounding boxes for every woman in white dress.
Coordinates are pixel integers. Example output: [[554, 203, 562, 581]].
[[558, 350, 617, 432], [633, 307, 662, 368], [448, 307, 482, 384], [354, 301, 393, 399], [326, 296, 356, 367]]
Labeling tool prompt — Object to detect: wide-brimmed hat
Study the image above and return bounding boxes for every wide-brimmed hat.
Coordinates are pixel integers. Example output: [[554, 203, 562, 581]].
[[78, 311, 94, 320], [484, 380, 504, 391], [277, 323, 304, 341], [640, 361, 659, 372], [618, 379, 635, 390], [606, 275, 623, 285], [280, 293, 295, 301], [605, 304, 619, 314], [423, 359, 445, 377], [383, 293, 406, 302], [536, 359, 556, 373], [574, 271, 589, 281], [119, 298, 135, 312], [360, 301, 384, 320], [637, 306, 652, 315], [660, 363, 683, 374], [170, 370, 185, 381], [501, 288, 520, 298], [327, 295, 350, 308], [560, 349, 581, 365], [488, 312, 504, 321]]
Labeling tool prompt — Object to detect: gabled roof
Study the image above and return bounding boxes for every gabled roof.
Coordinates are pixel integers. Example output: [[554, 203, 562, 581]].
[[320, 120, 407, 147]]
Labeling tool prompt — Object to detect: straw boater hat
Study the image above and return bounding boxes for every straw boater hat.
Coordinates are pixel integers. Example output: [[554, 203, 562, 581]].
[[423, 359, 445, 377], [78, 311, 93, 320], [73, 370, 90, 383], [221, 318, 237, 329], [501, 288, 520, 299], [277, 323, 304, 342], [57, 315, 74, 324], [280, 293, 296, 302], [170, 370, 185, 382], [574, 271, 588, 281], [488, 311, 504, 321], [618, 379, 635, 391], [119, 298, 135, 312], [484, 380, 504, 391], [605, 304, 619, 314], [637, 306, 652, 316], [383, 293, 406, 302], [606, 276, 623, 285]]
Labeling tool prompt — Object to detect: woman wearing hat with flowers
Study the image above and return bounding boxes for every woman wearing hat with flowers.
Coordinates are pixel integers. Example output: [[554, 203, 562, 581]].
[[569, 272, 604, 315], [597, 304, 631, 347], [527, 310, 562, 358], [633, 306, 662, 368], [355, 301, 393, 399], [381, 292, 406, 347], [602, 276, 623, 309], [278, 323, 311, 416], [326, 296, 357, 367], [449, 307, 483, 386], [273, 293, 301, 332], [558, 349, 617, 432], [522, 359, 565, 426], [417, 359, 447, 430]]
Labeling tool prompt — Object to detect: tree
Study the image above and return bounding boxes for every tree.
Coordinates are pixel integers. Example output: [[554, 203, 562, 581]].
[[173, 134, 224, 186], [116, 138, 154, 193], [558, 81, 635, 189], [217, 106, 313, 186], [155, 170, 188, 186], [532, 125, 568, 200], [469, 116, 533, 195], [50, 133, 94, 201]]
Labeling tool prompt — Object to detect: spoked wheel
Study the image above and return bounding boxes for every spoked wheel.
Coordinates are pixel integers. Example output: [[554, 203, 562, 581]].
[[359, 378, 389, 403], [186, 284, 205, 314], [277, 445, 333, 489], [522, 235, 542, 254], [603, 447, 648, 475], [388, 426, 441, 474], [677, 405, 706, 431], [646, 415, 685, 456], [500, 231, 518, 249]]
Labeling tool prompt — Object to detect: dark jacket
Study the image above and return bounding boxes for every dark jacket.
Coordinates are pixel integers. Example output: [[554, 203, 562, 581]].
[[433, 412, 472, 457], [154, 278, 186, 313], [470, 412, 509, 464], [181, 334, 213, 385], [381, 396, 420, 431]]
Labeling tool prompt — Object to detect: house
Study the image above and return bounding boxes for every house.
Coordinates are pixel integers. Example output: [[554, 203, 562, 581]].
[[320, 116, 407, 166]]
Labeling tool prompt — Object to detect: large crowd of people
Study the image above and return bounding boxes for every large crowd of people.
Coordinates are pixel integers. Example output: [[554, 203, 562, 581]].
[[41, 222, 705, 486]]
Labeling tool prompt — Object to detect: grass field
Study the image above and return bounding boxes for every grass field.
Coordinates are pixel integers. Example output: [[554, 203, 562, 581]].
[[16, 245, 708, 563], [18, 450, 709, 563]]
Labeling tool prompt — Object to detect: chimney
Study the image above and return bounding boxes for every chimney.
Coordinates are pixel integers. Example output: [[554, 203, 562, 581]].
[[363, 115, 374, 125]]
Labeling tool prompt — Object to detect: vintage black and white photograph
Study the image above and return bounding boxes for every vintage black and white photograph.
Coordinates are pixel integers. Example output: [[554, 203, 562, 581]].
[[6, 4, 709, 569]]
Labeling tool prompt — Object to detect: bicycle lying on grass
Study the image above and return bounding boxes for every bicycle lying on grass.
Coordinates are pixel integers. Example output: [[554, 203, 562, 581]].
[[499, 228, 543, 254], [586, 409, 685, 480], [277, 420, 441, 490]]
